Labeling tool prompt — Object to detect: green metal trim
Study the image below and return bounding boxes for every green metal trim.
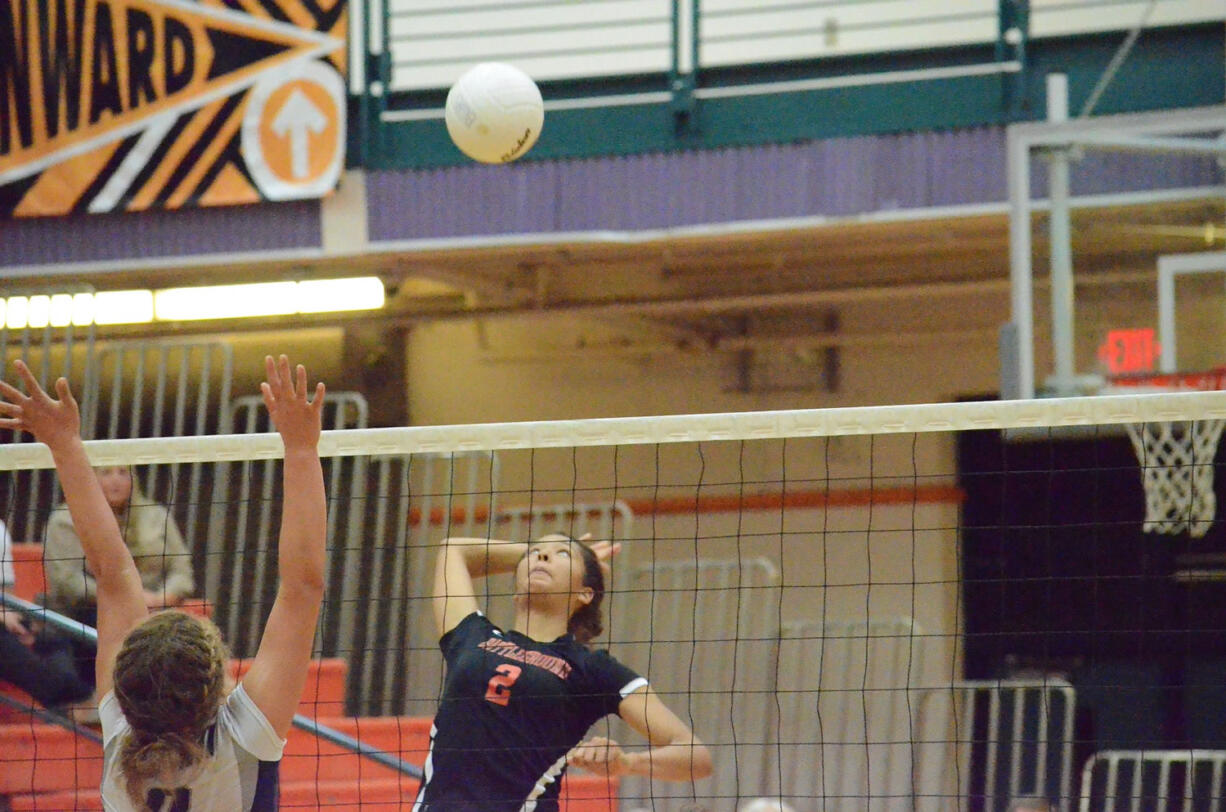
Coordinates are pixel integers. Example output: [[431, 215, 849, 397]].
[[1026, 24, 1224, 119], [997, 0, 1030, 119], [665, 0, 698, 134], [356, 23, 1223, 170]]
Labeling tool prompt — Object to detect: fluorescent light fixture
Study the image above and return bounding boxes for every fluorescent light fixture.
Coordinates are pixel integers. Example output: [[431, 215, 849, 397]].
[[155, 282, 299, 321], [26, 296, 51, 328], [72, 293, 95, 327], [4, 297, 27, 329], [2, 277, 385, 328], [93, 290, 154, 325], [49, 294, 74, 327], [297, 277, 386, 313]]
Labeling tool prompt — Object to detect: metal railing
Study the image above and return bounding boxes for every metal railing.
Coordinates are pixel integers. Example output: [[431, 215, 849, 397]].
[[1078, 749, 1226, 812], [371, 0, 1225, 95], [374, 0, 1018, 124], [916, 678, 1077, 812]]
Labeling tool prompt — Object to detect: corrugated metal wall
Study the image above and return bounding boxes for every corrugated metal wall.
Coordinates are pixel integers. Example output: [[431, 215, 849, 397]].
[[366, 126, 1222, 241], [1, 201, 322, 268]]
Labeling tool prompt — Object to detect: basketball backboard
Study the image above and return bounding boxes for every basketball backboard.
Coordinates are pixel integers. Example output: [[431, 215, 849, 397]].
[[999, 94, 1226, 400]]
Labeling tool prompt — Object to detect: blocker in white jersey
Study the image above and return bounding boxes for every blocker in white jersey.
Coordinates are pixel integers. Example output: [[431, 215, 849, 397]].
[[0, 355, 328, 812], [99, 684, 283, 811]]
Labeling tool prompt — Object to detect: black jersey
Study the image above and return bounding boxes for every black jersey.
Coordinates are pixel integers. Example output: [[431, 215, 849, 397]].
[[413, 612, 647, 812]]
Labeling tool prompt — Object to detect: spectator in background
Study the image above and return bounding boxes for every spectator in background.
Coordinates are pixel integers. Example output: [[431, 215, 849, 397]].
[[0, 516, 97, 723], [44, 465, 195, 685]]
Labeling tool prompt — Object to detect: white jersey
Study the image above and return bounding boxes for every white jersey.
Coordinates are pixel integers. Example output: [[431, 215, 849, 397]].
[[0, 518, 15, 589], [100, 683, 285, 811]]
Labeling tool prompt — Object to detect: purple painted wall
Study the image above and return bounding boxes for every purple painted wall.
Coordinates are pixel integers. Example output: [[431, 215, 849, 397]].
[[367, 130, 1008, 239], [0, 201, 321, 269], [1, 126, 1219, 270], [368, 125, 1222, 242]]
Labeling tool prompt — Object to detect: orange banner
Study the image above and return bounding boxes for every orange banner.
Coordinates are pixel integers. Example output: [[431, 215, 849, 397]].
[[0, 0, 346, 216]]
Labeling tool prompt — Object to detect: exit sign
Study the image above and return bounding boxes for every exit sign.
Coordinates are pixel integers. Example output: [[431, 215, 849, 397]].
[[1098, 328, 1160, 375]]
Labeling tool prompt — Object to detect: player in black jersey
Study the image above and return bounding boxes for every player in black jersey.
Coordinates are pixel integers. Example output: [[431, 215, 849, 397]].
[[415, 532, 713, 811]]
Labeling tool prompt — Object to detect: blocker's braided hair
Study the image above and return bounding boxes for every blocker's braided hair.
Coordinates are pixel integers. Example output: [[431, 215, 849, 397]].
[[113, 611, 230, 805]]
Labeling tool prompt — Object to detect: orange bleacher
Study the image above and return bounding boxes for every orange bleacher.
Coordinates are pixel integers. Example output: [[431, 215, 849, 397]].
[[8, 543, 46, 603], [231, 657, 349, 719]]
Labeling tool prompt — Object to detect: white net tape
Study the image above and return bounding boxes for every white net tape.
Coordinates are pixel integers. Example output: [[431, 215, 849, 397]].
[[3, 389, 1226, 470], [1125, 419, 1226, 537]]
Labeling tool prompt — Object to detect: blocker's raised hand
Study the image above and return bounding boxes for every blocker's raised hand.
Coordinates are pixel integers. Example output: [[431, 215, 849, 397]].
[[0, 360, 82, 449], [260, 354, 325, 450]]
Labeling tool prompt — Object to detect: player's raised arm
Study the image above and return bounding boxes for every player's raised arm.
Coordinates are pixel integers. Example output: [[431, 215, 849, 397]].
[[239, 355, 327, 737], [0, 361, 147, 696], [433, 536, 528, 638], [432, 533, 617, 639]]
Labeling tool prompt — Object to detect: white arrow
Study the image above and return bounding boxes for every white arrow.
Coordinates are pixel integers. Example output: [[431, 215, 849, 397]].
[[271, 88, 328, 179]]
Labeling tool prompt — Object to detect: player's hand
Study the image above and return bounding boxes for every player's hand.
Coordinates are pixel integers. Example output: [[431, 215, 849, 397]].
[[586, 537, 620, 564], [584, 536, 621, 584], [567, 736, 629, 777], [0, 360, 82, 450], [1, 608, 34, 646], [260, 355, 325, 451]]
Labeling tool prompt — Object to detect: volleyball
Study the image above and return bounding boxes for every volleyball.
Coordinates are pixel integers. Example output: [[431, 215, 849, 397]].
[[444, 62, 544, 164]]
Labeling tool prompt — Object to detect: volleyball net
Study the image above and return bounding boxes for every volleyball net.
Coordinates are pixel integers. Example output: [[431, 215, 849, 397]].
[[3, 389, 1226, 811]]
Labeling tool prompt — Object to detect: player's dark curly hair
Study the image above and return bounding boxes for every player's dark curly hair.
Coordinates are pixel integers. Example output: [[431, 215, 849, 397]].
[[113, 611, 230, 806], [567, 541, 605, 645]]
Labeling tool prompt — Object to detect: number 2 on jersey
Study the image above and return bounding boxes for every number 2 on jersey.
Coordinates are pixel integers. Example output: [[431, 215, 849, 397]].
[[485, 664, 522, 706]]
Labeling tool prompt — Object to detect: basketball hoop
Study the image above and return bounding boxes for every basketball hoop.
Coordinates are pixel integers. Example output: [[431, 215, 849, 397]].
[[1104, 368, 1226, 538]]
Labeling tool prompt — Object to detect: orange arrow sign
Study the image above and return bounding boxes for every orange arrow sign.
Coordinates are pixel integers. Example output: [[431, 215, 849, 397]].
[[0, 0, 341, 185]]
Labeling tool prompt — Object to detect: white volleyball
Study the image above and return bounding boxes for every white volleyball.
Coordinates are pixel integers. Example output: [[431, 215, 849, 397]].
[[444, 62, 544, 164]]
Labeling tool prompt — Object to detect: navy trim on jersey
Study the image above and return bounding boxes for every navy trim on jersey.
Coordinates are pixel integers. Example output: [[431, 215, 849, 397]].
[[249, 760, 280, 811], [204, 724, 217, 757]]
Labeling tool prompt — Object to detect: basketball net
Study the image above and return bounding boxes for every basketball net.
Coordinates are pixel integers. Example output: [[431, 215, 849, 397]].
[[1108, 368, 1226, 538]]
